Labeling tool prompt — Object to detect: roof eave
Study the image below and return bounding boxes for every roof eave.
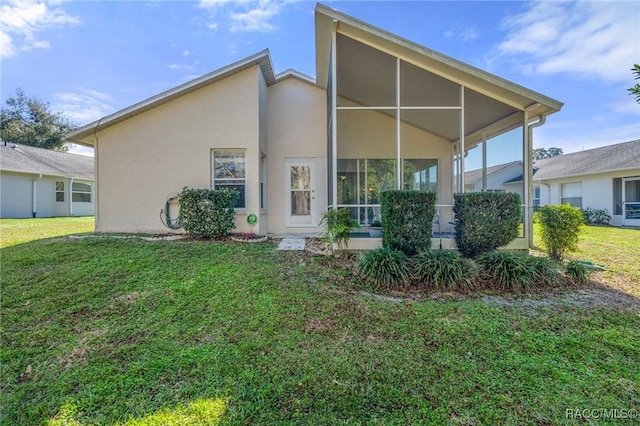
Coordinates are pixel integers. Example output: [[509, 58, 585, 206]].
[[314, 3, 563, 113], [67, 50, 275, 144]]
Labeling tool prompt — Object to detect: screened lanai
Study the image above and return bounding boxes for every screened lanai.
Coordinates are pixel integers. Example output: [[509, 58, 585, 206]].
[[315, 4, 563, 248]]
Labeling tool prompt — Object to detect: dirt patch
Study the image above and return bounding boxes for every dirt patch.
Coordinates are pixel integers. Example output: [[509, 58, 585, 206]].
[[59, 328, 107, 369], [111, 291, 148, 305], [305, 238, 332, 256], [481, 285, 640, 313], [305, 318, 336, 334]]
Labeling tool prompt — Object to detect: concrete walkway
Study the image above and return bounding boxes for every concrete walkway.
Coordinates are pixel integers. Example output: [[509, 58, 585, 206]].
[[276, 238, 306, 251]]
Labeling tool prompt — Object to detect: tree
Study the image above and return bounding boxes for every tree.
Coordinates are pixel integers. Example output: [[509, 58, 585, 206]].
[[533, 147, 564, 160], [0, 88, 77, 151], [629, 64, 640, 103]]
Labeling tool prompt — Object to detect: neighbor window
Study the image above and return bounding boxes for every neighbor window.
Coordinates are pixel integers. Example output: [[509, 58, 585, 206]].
[[533, 185, 541, 209], [55, 181, 64, 202], [212, 150, 246, 209], [561, 182, 582, 208], [72, 182, 92, 202]]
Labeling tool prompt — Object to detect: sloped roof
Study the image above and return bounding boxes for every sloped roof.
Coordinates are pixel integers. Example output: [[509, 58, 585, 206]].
[[533, 139, 640, 181], [315, 3, 563, 120], [67, 50, 277, 145], [465, 161, 521, 184], [0, 143, 94, 180]]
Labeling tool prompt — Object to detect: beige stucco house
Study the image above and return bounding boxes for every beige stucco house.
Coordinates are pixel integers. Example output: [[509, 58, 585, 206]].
[[67, 4, 563, 249]]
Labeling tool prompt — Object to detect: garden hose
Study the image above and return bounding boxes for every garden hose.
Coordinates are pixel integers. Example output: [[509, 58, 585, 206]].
[[160, 193, 182, 229]]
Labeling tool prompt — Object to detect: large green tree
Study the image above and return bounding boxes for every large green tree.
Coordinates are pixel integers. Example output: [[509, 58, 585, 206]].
[[0, 88, 77, 151], [533, 147, 563, 160], [629, 64, 640, 103]]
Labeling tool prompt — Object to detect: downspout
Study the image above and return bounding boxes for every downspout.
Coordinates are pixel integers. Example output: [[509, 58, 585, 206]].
[[69, 177, 74, 216], [525, 108, 547, 249], [32, 179, 37, 218]]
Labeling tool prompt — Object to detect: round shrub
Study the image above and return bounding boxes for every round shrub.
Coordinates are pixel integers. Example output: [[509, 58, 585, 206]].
[[534, 204, 584, 261], [381, 190, 436, 256], [357, 247, 411, 290], [412, 250, 478, 291]]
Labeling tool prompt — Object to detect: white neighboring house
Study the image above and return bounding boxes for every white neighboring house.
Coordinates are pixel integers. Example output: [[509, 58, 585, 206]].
[[464, 161, 524, 197], [0, 142, 95, 218], [503, 139, 640, 228]]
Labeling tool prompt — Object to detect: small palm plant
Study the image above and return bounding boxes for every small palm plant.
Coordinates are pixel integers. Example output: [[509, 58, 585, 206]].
[[320, 208, 360, 255]]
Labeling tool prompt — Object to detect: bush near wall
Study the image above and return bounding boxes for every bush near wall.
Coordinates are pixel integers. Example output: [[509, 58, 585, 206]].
[[178, 187, 238, 238], [453, 192, 522, 258], [581, 207, 612, 225], [381, 190, 437, 256]]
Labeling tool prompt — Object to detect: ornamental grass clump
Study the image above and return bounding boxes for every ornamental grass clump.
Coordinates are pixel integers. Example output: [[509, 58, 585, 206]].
[[357, 247, 411, 291], [565, 260, 590, 285], [477, 251, 559, 291], [412, 250, 478, 291]]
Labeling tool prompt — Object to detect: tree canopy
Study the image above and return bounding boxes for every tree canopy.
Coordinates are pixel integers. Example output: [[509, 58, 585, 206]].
[[629, 64, 640, 103], [533, 147, 564, 160], [0, 88, 78, 151]]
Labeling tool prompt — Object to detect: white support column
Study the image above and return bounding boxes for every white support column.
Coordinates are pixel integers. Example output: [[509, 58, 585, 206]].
[[459, 86, 465, 192], [482, 131, 487, 191], [396, 57, 401, 190], [331, 24, 338, 209], [69, 177, 74, 216], [523, 109, 531, 245]]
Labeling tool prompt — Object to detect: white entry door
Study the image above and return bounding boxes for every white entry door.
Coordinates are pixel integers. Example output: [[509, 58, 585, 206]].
[[285, 160, 316, 227]]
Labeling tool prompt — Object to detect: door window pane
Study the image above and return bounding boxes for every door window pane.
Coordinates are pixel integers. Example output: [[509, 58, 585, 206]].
[[290, 166, 311, 190], [291, 192, 310, 215]]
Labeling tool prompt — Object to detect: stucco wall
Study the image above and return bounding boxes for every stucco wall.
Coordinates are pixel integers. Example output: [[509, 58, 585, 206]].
[[1, 172, 33, 218], [95, 66, 262, 233], [266, 77, 327, 234]]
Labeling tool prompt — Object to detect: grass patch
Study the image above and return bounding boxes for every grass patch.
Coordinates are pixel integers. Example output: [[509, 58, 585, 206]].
[[2, 235, 639, 425], [534, 224, 640, 297], [0, 217, 94, 248]]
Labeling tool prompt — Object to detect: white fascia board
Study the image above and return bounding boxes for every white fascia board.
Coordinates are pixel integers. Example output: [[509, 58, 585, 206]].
[[67, 50, 275, 143]]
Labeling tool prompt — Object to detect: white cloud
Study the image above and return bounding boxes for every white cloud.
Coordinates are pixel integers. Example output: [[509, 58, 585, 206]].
[[198, 0, 290, 33], [54, 89, 114, 125], [444, 28, 478, 42], [611, 97, 640, 116], [0, 0, 80, 58], [496, 1, 640, 82]]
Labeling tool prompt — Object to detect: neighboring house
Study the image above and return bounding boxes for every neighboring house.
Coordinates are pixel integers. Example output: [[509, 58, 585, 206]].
[[464, 161, 523, 196], [0, 142, 95, 218], [67, 4, 562, 249], [527, 140, 639, 228]]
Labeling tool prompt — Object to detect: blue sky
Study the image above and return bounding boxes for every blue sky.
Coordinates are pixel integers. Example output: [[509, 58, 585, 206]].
[[1, 0, 639, 162]]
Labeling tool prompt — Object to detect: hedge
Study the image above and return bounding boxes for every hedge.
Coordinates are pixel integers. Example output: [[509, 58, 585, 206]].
[[178, 187, 238, 238], [453, 192, 521, 258], [381, 190, 437, 256]]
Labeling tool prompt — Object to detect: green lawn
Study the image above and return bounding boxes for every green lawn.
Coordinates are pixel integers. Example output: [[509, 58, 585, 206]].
[[2, 223, 639, 425], [0, 217, 94, 248], [534, 224, 640, 297]]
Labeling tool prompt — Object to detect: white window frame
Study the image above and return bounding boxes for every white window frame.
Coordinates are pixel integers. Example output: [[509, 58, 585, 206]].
[[212, 149, 246, 209], [72, 182, 92, 203], [55, 181, 65, 202], [561, 182, 582, 208]]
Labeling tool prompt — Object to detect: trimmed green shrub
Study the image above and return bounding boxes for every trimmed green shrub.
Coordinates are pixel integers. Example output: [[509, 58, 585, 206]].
[[453, 192, 521, 258], [357, 247, 411, 290], [534, 204, 584, 261], [477, 251, 559, 291], [565, 260, 590, 285], [581, 207, 612, 225], [381, 190, 436, 256], [320, 208, 360, 254], [412, 250, 478, 291], [178, 187, 238, 238]]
